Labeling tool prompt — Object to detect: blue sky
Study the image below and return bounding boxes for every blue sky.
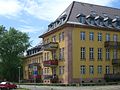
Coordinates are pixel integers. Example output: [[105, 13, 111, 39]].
[[0, 0, 120, 47]]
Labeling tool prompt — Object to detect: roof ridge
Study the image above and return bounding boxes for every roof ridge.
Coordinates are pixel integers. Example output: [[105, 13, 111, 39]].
[[73, 1, 120, 10], [65, 1, 75, 23]]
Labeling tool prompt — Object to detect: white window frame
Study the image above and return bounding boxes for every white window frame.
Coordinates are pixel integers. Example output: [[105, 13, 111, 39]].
[[89, 65, 94, 74], [80, 32, 85, 40], [89, 48, 94, 60], [81, 47, 85, 59]]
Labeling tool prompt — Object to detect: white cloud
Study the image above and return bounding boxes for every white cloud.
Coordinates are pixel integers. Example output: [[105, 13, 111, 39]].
[[0, 0, 115, 21], [18, 25, 44, 33], [22, 0, 114, 21], [0, 0, 22, 17]]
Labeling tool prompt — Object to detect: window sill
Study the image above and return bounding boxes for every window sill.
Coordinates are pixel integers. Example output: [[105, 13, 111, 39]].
[[80, 58, 86, 60]]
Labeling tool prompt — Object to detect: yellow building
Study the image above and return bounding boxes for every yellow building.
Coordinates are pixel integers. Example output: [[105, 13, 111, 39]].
[[23, 1, 120, 84]]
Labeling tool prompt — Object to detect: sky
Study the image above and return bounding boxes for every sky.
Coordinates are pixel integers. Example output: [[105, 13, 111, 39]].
[[0, 0, 120, 47]]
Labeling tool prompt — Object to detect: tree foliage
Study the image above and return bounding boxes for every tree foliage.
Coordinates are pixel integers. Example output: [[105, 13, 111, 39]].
[[0, 25, 30, 82]]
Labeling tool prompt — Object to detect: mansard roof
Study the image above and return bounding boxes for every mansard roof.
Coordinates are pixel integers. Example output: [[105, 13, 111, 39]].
[[40, 1, 120, 38]]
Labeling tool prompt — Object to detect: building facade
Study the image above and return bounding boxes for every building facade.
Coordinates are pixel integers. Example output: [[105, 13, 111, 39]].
[[23, 1, 120, 84]]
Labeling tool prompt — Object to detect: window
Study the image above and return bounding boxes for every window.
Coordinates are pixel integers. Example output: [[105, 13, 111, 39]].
[[44, 68, 47, 74], [106, 33, 110, 41], [95, 16, 104, 26], [89, 32, 94, 41], [53, 68, 56, 75], [98, 33, 102, 41], [106, 49, 110, 60], [90, 19, 95, 25], [113, 34, 118, 41], [115, 20, 120, 28], [46, 52, 49, 60], [77, 14, 86, 24], [47, 68, 49, 74], [86, 15, 95, 25], [104, 19, 112, 27], [52, 35, 56, 42], [59, 32, 64, 42], [52, 51, 56, 59], [89, 65, 94, 74], [62, 47, 64, 59], [89, 48, 94, 60], [98, 48, 102, 60], [59, 33, 62, 42], [80, 32, 85, 40], [79, 16, 86, 24], [46, 38, 49, 43], [113, 49, 118, 59], [106, 66, 110, 74], [59, 66, 64, 75], [62, 32, 64, 41], [98, 65, 102, 74], [81, 47, 85, 59], [59, 47, 64, 60], [59, 48, 62, 60], [81, 65, 86, 74], [44, 53, 47, 61]]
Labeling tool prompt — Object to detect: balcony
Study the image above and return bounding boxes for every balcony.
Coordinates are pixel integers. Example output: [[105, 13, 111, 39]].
[[104, 41, 120, 49], [112, 59, 120, 65], [29, 75, 41, 79], [43, 60, 58, 67], [43, 75, 58, 83], [42, 42, 58, 51], [28, 63, 40, 68], [104, 74, 120, 82]]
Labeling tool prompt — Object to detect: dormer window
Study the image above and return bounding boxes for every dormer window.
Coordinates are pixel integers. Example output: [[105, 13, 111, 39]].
[[91, 11, 97, 16], [56, 20, 60, 24], [48, 23, 54, 30], [60, 14, 67, 24], [86, 14, 95, 25], [112, 18, 120, 29], [76, 14, 86, 24], [95, 16, 104, 26], [104, 17, 112, 27]]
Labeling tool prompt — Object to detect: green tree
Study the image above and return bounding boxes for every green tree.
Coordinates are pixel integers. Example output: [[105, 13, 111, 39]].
[[0, 25, 30, 82]]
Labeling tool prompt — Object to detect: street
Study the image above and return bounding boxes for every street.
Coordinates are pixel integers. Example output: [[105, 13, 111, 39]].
[[20, 85, 120, 90]]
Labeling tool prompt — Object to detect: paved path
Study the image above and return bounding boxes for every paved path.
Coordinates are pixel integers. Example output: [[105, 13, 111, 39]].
[[20, 85, 120, 90]]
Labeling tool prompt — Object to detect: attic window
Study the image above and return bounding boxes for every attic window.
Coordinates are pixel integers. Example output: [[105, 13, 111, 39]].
[[91, 11, 97, 16], [48, 23, 54, 30], [56, 20, 60, 24], [115, 15, 120, 19], [112, 18, 120, 29], [95, 16, 104, 26], [104, 17, 112, 27], [60, 14, 67, 24], [76, 14, 86, 24], [86, 15, 95, 25], [103, 13, 108, 18]]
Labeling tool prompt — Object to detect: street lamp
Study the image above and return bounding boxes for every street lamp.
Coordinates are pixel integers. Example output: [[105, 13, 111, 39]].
[[18, 67, 21, 88]]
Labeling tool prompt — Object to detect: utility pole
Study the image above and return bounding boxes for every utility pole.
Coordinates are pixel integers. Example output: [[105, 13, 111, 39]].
[[18, 67, 21, 88]]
